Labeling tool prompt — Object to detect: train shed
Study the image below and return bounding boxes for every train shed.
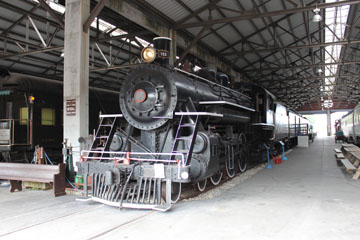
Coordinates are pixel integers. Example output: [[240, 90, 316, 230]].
[[1, 0, 360, 239]]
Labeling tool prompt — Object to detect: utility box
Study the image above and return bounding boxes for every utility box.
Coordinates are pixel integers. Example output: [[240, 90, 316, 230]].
[[298, 136, 309, 147]]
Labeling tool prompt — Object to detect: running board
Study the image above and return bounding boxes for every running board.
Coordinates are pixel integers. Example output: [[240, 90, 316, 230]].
[[175, 112, 223, 117], [199, 101, 255, 112]]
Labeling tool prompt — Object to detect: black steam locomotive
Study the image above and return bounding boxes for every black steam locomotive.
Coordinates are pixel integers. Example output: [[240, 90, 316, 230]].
[[77, 37, 309, 211]]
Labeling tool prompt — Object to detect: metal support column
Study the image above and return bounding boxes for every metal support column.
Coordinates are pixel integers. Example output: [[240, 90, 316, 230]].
[[63, 0, 90, 170], [170, 29, 176, 66], [327, 109, 332, 136]]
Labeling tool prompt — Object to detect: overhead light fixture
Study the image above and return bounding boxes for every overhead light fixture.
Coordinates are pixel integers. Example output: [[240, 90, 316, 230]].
[[312, 7, 322, 22], [60, 49, 64, 58], [316, 67, 323, 74]]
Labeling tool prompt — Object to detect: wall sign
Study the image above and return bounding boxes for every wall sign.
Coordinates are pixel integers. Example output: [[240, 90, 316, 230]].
[[66, 99, 76, 116]]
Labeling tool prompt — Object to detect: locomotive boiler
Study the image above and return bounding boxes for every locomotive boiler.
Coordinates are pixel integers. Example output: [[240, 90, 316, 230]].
[[77, 37, 279, 211]]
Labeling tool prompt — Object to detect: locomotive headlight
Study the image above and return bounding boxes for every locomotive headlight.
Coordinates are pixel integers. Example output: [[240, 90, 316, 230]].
[[141, 47, 156, 63], [181, 171, 189, 180]]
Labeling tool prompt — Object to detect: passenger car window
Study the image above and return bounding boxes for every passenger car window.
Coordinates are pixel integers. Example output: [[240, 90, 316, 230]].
[[41, 108, 55, 126], [19, 107, 28, 125]]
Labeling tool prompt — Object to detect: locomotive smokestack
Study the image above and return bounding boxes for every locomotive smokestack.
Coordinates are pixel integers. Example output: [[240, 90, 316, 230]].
[[153, 37, 171, 66]]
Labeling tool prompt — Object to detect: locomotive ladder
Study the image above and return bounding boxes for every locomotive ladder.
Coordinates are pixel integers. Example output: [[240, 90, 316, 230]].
[[170, 114, 200, 165], [88, 114, 122, 160]]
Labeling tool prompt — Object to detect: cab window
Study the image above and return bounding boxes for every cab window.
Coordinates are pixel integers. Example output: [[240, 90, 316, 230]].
[[268, 96, 274, 111]]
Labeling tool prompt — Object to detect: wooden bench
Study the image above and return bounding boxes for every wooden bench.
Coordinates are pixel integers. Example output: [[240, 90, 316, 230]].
[[341, 158, 357, 171], [342, 146, 360, 161], [343, 147, 360, 153], [341, 143, 356, 148], [335, 153, 345, 159], [334, 148, 342, 153], [336, 151, 360, 180], [0, 163, 66, 197], [335, 152, 345, 166]]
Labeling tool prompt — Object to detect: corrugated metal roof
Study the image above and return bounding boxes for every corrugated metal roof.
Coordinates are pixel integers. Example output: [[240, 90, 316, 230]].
[[144, 0, 206, 22], [0, 0, 358, 110]]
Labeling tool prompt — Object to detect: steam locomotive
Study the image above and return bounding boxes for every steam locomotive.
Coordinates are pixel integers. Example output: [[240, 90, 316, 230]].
[[77, 37, 311, 211]]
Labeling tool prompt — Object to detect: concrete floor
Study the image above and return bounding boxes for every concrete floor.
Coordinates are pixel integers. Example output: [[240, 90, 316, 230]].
[[1, 136, 360, 240]]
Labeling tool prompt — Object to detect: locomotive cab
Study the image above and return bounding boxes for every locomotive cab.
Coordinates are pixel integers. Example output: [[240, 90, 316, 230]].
[[239, 83, 276, 132], [255, 92, 274, 125]]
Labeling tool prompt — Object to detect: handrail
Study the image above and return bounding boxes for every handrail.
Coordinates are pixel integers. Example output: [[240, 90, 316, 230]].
[[99, 114, 123, 118], [174, 68, 251, 101], [81, 150, 186, 167], [290, 123, 310, 136]]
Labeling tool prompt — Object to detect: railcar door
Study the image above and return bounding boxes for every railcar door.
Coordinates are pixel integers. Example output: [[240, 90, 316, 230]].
[[288, 111, 290, 138], [266, 94, 274, 125], [354, 105, 360, 143], [2, 92, 30, 145], [256, 93, 266, 123], [288, 111, 296, 139], [342, 113, 353, 141], [274, 103, 287, 140], [352, 113, 355, 141]]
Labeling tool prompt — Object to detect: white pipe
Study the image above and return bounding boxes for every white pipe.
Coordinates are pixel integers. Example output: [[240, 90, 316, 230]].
[[28, 16, 47, 47]]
